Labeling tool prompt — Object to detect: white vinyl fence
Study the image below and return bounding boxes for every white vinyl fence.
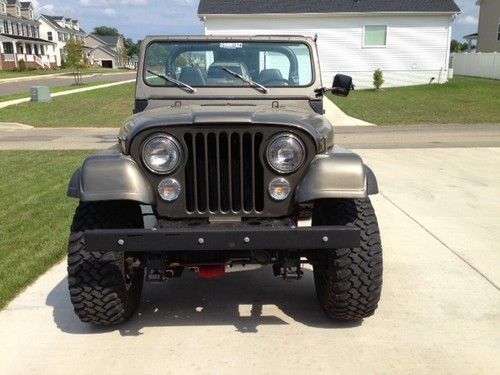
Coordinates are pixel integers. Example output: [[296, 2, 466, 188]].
[[451, 52, 500, 80]]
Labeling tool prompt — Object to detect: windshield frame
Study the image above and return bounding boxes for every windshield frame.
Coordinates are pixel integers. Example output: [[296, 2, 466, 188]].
[[142, 39, 316, 90]]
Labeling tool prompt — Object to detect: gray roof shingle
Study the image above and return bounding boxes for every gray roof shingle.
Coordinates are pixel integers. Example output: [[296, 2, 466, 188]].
[[198, 0, 460, 15], [95, 35, 120, 46]]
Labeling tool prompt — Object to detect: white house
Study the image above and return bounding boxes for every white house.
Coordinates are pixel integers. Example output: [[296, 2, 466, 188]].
[[37, 14, 86, 66], [0, 1, 57, 70], [198, 0, 461, 89], [84, 34, 125, 69]]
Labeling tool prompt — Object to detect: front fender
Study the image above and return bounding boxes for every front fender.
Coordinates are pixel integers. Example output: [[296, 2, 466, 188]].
[[296, 146, 378, 202], [67, 147, 155, 204]]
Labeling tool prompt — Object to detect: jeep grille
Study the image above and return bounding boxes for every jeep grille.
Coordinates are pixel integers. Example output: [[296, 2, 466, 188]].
[[184, 131, 265, 214]]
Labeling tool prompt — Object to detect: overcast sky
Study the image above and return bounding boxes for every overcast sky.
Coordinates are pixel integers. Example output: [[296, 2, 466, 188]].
[[33, 0, 479, 42]]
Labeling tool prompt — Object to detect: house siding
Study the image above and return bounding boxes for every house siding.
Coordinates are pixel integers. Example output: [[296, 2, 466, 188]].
[[84, 35, 125, 69], [91, 48, 116, 68], [204, 14, 454, 88], [477, 0, 500, 53]]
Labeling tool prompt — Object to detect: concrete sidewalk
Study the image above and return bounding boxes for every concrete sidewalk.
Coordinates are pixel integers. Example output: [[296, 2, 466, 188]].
[[0, 79, 135, 110], [0, 147, 498, 374], [324, 98, 375, 127]]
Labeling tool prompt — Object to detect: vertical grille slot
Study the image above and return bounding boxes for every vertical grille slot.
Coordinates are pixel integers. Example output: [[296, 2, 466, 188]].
[[195, 133, 207, 212], [242, 133, 253, 211], [230, 133, 241, 212], [184, 133, 195, 213], [184, 130, 265, 215], [254, 133, 264, 212], [207, 133, 218, 212], [219, 133, 230, 212]]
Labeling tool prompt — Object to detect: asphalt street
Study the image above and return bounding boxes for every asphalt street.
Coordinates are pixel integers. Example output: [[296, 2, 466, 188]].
[[0, 123, 499, 150], [0, 72, 136, 96], [0, 147, 498, 374]]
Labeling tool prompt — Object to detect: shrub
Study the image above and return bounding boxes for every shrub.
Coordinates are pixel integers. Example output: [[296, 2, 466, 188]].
[[18, 58, 26, 71], [373, 69, 385, 90]]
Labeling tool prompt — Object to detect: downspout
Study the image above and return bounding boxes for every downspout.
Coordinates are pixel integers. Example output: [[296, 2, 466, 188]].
[[444, 14, 456, 83]]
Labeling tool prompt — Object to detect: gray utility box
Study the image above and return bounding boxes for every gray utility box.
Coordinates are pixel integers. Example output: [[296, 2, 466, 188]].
[[31, 86, 52, 103]]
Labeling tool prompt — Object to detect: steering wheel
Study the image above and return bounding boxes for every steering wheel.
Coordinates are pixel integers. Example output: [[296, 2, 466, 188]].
[[261, 78, 289, 86]]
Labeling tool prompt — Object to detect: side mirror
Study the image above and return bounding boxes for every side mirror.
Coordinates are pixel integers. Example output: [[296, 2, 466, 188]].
[[331, 74, 353, 97]]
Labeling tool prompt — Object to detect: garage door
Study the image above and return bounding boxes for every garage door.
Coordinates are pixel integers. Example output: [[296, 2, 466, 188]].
[[101, 60, 113, 69]]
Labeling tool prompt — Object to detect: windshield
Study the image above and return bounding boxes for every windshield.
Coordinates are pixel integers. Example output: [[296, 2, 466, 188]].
[[144, 41, 314, 89]]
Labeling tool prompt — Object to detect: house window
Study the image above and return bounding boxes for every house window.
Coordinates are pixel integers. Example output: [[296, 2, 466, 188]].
[[363, 25, 388, 47], [4, 42, 13, 54], [1, 3, 6, 14], [48, 31, 53, 41], [16, 6, 20, 17]]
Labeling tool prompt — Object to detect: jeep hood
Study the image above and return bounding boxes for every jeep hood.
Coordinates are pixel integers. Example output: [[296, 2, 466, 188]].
[[119, 105, 334, 154]]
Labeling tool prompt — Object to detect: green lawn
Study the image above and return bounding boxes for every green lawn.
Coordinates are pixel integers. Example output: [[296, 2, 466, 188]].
[[329, 76, 500, 125], [0, 82, 134, 127], [0, 151, 92, 309], [0, 81, 109, 103], [0, 67, 134, 80]]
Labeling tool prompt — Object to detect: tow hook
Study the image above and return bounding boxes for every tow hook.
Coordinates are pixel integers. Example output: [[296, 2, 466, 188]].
[[273, 254, 303, 281]]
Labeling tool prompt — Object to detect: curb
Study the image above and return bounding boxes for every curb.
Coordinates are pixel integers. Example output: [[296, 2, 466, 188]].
[[0, 122, 34, 131], [0, 72, 66, 84]]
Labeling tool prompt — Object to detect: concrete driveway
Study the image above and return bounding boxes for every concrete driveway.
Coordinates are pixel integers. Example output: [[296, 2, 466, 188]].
[[0, 72, 136, 96], [0, 147, 499, 374]]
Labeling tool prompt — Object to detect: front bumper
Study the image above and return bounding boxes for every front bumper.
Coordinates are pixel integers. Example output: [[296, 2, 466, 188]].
[[84, 225, 360, 253]]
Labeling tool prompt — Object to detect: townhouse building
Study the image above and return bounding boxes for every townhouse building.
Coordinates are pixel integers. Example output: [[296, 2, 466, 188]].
[[0, 0, 56, 70], [37, 14, 86, 66]]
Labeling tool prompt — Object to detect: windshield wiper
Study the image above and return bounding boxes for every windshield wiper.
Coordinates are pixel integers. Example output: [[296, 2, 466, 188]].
[[222, 67, 268, 94], [146, 69, 196, 93]]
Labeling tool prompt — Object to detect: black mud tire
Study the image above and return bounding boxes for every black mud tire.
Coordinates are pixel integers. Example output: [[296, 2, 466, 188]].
[[67, 201, 144, 326], [312, 199, 383, 321]]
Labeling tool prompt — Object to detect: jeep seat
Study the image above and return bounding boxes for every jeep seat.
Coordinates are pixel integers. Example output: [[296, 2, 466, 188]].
[[258, 69, 287, 85], [179, 67, 206, 86]]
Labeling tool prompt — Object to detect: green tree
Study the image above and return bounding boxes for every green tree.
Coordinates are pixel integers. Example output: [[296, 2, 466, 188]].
[[92, 26, 120, 36], [124, 38, 140, 57], [373, 69, 385, 90], [66, 39, 86, 85], [450, 39, 469, 53]]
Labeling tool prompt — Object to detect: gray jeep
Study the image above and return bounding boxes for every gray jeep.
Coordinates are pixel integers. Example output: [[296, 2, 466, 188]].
[[66, 35, 382, 326]]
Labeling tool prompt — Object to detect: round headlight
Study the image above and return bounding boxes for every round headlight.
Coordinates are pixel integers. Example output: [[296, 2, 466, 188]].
[[142, 134, 181, 174], [266, 134, 305, 174]]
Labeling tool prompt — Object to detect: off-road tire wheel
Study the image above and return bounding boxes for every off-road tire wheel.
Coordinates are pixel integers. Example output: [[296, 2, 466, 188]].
[[67, 201, 144, 326], [312, 198, 383, 321]]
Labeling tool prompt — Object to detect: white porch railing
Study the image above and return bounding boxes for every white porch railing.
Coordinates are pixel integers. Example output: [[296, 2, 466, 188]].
[[15, 53, 52, 68], [3, 54, 15, 62]]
